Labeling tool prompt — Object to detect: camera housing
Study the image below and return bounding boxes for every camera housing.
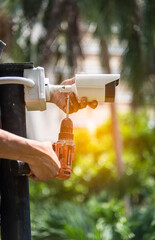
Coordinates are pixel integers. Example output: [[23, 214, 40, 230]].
[[75, 74, 120, 102]]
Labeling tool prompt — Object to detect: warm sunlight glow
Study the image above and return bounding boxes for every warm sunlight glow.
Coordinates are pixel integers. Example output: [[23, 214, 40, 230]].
[[70, 104, 111, 132], [86, 119, 97, 133]]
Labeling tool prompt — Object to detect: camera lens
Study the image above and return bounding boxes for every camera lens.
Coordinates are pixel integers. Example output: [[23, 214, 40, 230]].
[[105, 80, 119, 102]]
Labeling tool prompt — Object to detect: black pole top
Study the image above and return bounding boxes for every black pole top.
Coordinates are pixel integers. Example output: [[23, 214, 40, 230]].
[[0, 63, 34, 77]]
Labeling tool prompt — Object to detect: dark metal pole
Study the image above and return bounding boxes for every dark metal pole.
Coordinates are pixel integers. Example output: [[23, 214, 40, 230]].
[[0, 63, 33, 240]]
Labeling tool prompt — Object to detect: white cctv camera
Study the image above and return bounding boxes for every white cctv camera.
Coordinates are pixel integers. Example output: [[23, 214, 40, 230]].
[[74, 74, 119, 102], [24, 67, 120, 110], [49, 73, 120, 102]]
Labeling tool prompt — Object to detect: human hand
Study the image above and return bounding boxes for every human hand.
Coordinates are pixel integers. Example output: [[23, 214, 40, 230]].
[[21, 140, 61, 181], [0, 130, 60, 181], [50, 77, 98, 114]]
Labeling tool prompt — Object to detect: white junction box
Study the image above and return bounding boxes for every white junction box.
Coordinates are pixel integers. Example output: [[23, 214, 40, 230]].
[[24, 67, 46, 111]]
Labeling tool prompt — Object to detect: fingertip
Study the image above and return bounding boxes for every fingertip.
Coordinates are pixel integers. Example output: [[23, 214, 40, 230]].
[[63, 77, 75, 85], [89, 100, 98, 109], [69, 92, 81, 112], [81, 97, 87, 102], [80, 97, 87, 108], [70, 77, 75, 84]]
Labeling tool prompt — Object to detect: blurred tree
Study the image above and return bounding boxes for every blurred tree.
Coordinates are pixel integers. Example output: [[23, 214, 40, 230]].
[[0, 0, 83, 78], [115, 0, 155, 106], [78, 0, 125, 189], [79, 0, 155, 106], [78, 0, 155, 214], [1, 0, 154, 102]]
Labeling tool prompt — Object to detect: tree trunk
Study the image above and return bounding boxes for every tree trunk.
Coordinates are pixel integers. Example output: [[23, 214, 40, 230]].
[[99, 38, 131, 215], [100, 39, 124, 177]]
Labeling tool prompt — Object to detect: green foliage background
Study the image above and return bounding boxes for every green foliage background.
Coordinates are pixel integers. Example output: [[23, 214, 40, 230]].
[[30, 112, 155, 240]]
